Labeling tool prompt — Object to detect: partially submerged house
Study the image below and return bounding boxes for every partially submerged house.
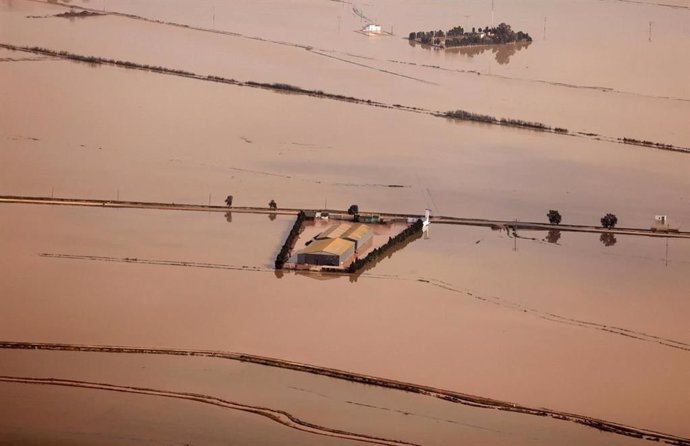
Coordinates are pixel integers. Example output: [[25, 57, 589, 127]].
[[298, 222, 374, 266], [297, 238, 355, 266]]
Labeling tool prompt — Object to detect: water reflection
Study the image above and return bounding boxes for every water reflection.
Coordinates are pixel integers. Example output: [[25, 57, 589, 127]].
[[600, 232, 617, 247], [408, 40, 531, 65], [224, 211, 232, 223], [545, 229, 561, 244], [268, 213, 276, 221]]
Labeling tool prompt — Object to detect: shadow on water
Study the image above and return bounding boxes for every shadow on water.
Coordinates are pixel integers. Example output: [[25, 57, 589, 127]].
[[408, 40, 531, 64], [544, 229, 561, 244], [600, 232, 617, 247], [224, 211, 232, 223]]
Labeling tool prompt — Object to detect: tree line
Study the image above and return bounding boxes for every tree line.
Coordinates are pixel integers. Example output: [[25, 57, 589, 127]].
[[274, 211, 306, 269], [346, 219, 424, 274]]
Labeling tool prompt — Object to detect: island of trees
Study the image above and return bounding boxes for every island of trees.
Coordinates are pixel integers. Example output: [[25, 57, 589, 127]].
[[408, 22, 532, 49]]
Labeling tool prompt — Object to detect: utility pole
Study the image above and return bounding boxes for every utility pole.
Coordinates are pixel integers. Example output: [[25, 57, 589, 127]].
[[208, 193, 211, 206], [213, 5, 215, 29], [665, 237, 669, 267], [491, 0, 495, 27], [648, 21, 653, 42], [543, 16, 547, 40], [464, 15, 470, 31]]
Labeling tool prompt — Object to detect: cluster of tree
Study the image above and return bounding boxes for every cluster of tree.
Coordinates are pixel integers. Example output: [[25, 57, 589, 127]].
[[274, 211, 306, 269], [601, 213, 618, 229], [409, 22, 532, 48], [54, 10, 103, 18], [619, 137, 680, 152], [547, 210, 562, 225], [444, 109, 559, 133], [347, 219, 424, 274], [269, 199, 277, 209], [347, 204, 359, 215]]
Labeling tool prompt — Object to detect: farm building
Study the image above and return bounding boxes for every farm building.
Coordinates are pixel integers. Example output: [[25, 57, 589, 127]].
[[316, 223, 352, 240], [296, 238, 355, 266], [342, 223, 373, 250], [364, 24, 382, 33]]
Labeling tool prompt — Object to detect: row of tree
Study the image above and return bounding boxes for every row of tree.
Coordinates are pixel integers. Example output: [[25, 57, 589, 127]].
[[347, 219, 424, 274], [275, 211, 306, 269], [225, 195, 277, 209], [547, 210, 619, 229]]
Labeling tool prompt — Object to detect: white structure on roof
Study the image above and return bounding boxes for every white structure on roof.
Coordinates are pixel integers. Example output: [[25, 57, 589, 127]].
[[655, 215, 668, 225], [364, 24, 382, 33]]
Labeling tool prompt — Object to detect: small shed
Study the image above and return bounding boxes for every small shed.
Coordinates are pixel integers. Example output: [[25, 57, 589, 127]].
[[364, 24, 382, 33], [355, 214, 380, 224]]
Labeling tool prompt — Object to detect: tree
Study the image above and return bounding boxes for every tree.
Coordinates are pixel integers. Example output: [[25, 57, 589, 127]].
[[224, 195, 233, 207], [408, 32, 416, 40], [347, 204, 359, 215], [601, 213, 618, 229], [269, 199, 277, 210], [547, 209, 562, 225]]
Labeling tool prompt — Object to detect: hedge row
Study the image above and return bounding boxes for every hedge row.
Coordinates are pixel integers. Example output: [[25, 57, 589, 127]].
[[347, 219, 424, 273], [274, 211, 305, 269]]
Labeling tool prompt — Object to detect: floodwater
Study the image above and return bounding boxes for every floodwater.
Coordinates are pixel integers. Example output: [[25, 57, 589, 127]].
[[1, 0, 690, 144], [0, 348, 659, 446], [1, 58, 689, 229], [1, 205, 689, 440], [2, 0, 690, 444]]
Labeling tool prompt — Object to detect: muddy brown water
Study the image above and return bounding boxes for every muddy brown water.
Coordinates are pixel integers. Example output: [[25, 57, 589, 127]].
[[1, 0, 689, 145], [0, 348, 664, 446], [2, 0, 690, 443], [1, 58, 689, 228], [0, 205, 689, 439]]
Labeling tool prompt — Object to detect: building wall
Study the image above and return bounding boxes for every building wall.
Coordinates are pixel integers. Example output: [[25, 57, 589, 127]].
[[298, 252, 340, 266], [297, 243, 354, 266]]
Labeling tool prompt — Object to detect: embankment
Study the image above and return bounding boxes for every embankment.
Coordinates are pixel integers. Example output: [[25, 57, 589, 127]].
[[0, 341, 688, 445]]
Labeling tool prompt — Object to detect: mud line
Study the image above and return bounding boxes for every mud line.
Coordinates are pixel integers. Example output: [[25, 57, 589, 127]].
[[387, 59, 690, 104], [0, 375, 417, 446], [0, 342, 688, 445], [308, 50, 437, 85], [605, 0, 690, 10], [414, 277, 690, 353]]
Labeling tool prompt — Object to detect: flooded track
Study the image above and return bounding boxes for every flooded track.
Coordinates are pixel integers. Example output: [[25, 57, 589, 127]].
[[0, 375, 418, 446], [1, 341, 688, 445], [3, 195, 688, 239]]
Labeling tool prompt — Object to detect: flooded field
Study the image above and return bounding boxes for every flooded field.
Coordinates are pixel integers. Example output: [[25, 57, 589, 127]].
[[1, 204, 689, 442], [1, 0, 689, 444], [1, 0, 689, 145]]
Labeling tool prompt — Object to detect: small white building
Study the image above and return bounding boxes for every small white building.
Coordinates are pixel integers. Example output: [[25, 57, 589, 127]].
[[364, 24, 382, 33], [654, 215, 668, 225]]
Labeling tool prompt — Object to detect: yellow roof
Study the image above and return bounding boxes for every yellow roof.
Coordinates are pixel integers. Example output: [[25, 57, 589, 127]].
[[342, 223, 371, 241], [301, 238, 354, 256], [317, 223, 352, 240]]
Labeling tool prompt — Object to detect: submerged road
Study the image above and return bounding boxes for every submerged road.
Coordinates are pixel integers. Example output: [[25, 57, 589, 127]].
[[1, 195, 688, 239]]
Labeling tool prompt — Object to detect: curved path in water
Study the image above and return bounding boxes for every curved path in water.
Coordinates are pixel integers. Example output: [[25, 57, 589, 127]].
[[1, 341, 688, 445]]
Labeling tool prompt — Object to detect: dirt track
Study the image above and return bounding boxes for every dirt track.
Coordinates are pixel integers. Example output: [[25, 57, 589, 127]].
[[2, 195, 688, 239], [0, 341, 688, 445]]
